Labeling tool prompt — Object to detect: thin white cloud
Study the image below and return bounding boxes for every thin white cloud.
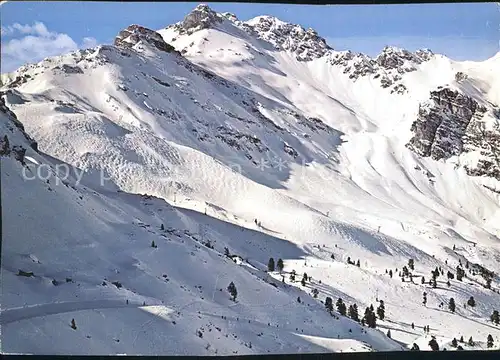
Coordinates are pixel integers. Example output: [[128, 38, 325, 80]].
[[326, 35, 499, 61], [1, 21, 99, 73]]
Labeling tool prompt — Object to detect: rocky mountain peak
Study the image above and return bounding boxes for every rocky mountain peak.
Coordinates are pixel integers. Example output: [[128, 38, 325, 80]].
[[115, 24, 176, 53], [170, 3, 225, 35], [243, 15, 332, 61], [375, 46, 434, 70]]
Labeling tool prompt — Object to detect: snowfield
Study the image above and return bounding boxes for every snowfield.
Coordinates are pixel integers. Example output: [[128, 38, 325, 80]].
[[1, 3, 500, 355]]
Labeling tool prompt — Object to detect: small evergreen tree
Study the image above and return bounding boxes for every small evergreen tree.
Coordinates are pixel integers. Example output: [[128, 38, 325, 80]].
[[448, 298, 456, 312], [389, 270, 393, 278], [301, 277, 306, 286], [364, 307, 376, 328], [487, 334, 494, 348], [421, 276, 425, 284], [227, 282, 237, 301], [468, 336, 474, 346], [277, 258, 284, 273], [356, 259, 360, 267], [325, 297, 333, 313], [428, 337, 439, 351], [70, 318, 77, 330], [348, 304, 359, 322], [491, 310, 500, 324], [376, 300, 385, 321], [447, 280, 450, 287], [160, 224, 164, 231], [297, 296, 301, 303], [447, 271, 454, 280], [432, 277, 437, 288], [456, 266, 465, 281], [312, 288, 319, 298], [451, 338, 458, 348], [386, 329, 391, 338], [467, 296, 475, 307], [225, 247, 231, 257], [336, 298, 347, 316], [267, 258, 275, 271], [459, 336, 464, 343], [408, 258, 415, 271], [403, 266, 410, 277], [289, 270, 296, 282], [411, 343, 420, 351]]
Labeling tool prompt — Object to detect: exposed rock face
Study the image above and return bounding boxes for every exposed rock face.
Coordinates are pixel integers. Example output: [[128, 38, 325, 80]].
[[244, 16, 332, 61], [407, 88, 500, 180], [0, 92, 38, 153], [328, 46, 433, 94], [169, 4, 224, 35], [115, 25, 176, 53]]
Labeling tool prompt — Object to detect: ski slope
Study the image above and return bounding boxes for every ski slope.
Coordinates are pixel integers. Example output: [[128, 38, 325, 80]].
[[1, 3, 500, 355]]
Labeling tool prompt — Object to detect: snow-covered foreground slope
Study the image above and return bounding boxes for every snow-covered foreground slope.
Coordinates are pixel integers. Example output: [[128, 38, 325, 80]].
[[2, 3, 500, 355]]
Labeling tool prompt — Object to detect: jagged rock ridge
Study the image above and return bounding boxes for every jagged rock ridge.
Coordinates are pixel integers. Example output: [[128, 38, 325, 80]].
[[328, 47, 434, 94]]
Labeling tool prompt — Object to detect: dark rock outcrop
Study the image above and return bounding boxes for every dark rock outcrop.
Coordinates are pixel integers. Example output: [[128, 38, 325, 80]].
[[115, 25, 176, 53], [329, 46, 433, 94], [0, 92, 38, 153], [407, 88, 500, 180]]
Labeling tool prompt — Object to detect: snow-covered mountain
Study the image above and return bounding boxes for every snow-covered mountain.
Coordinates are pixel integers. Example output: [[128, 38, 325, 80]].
[[1, 3, 500, 355]]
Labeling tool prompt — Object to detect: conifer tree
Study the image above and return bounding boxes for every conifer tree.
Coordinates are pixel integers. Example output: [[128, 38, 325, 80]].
[[70, 318, 77, 330], [277, 258, 284, 273], [411, 343, 420, 351], [312, 288, 319, 298], [460, 336, 464, 343], [301, 277, 306, 286], [467, 296, 475, 307], [491, 310, 500, 324], [421, 276, 425, 284], [336, 298, 347, 316], [448, 298, 456, 312], [487, 334, 494, 348], [267, 258, 274, 272], [227, 282, 237, 301], [348, 304, 359, 322], [356, 259, 360, 267], [386, 329, 391, 338], [325, 297, 333, 313], [289, 270, 296, 282], [451, 338, 458, 348], [376, 300, 385, 321], [160, 224, 164, 231], [151, 240, 156, 248], [428, 337, 439, 351], [389, 269, 393, 278], [408, 259, 415, 271], [468, 336, 474, 346], [225, 247, 231, 257]]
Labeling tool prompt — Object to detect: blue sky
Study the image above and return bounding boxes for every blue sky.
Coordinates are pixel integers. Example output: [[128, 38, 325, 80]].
[[1, 1, 498, 72]]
